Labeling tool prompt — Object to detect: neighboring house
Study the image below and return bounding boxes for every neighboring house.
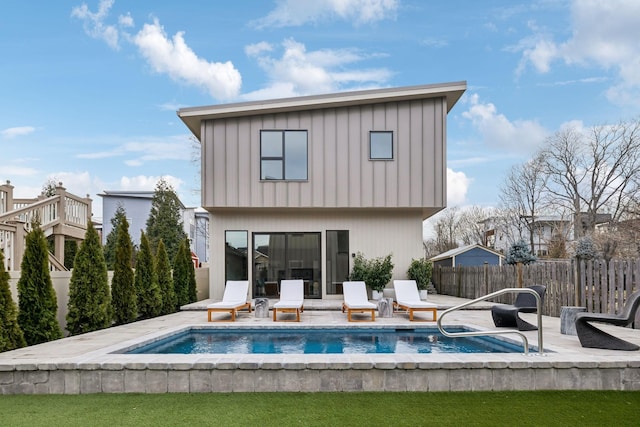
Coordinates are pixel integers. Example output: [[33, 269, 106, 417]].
[[430, 244, 503, 268], [481, 213, 610, 257], [481, 216, 572, 257], [193, 209, 210, 265], [98, 190, 208, 263], [178, 82, 466, 300]]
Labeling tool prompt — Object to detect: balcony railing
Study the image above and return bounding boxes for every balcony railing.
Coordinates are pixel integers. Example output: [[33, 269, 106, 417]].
[[0, 181, 91, 271]]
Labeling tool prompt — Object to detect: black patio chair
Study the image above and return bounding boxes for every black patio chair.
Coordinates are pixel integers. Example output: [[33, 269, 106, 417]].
[[491, 285, 547, 331], [575, 290, 640, 351]]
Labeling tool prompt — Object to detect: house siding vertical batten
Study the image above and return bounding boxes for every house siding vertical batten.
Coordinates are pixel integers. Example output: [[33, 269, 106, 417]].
[[178, 82, 466, 299]]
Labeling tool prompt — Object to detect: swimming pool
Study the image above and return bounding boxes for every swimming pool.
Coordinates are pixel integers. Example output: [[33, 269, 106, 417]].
[[121, 327, 534, 354]]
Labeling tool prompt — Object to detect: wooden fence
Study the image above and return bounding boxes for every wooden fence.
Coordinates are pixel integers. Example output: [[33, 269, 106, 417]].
[[433, 259, 640, 318]]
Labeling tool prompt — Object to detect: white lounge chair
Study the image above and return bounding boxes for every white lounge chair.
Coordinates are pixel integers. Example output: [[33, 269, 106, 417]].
[[342, 281, 376, 322], [393, 280, 437, 321], [273, 279, 304, 322], [207, 280, 252, 321]]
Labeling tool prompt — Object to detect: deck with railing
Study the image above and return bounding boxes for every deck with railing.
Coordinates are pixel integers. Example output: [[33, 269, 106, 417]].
[[0, 181, 92, 271]]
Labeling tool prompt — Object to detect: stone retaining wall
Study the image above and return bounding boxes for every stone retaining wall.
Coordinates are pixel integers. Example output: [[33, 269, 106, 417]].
[[2, 361, 639, 394]]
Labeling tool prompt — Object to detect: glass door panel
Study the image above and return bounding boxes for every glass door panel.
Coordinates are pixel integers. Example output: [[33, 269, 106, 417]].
[[326, 230, 349, 295], [253, 232, 321, 298]]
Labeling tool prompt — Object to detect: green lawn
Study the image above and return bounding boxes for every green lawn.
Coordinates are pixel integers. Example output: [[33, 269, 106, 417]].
[[2, 391, 639, 426]]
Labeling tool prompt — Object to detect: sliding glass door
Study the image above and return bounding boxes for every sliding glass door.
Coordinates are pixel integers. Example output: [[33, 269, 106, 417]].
[[253, 232, 321, 298], [326, 230, 349, 295]]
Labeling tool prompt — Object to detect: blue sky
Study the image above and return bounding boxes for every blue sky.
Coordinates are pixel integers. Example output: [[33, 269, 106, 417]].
[[2, 0, 639, 234]]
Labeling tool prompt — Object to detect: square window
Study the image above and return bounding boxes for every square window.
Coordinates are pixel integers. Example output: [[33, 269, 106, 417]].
[[370, 131, 393, 160], [261, 130, 308, 180]]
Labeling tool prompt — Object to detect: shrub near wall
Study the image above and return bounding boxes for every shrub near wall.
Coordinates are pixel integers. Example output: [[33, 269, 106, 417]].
[[0, 250, 25, 352], [17, 222, 63, 345], [8, 268, 210, 334], [66, 222, 113, 335]]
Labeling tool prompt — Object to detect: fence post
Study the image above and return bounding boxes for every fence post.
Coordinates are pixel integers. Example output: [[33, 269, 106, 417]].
[[517, 262, 523, 287], [483, 262, 488, 296], [573, 258, 580, 307]]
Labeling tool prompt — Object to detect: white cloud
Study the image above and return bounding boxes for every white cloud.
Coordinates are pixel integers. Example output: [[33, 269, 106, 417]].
[[447, 168, 470, 207], [515, 0, 640, 105], [71, 0, 121, 49], [243, 38, 392, 99], [1, 126, 35, 138], [50, 171, 94, 198], [461, 93, 548, 153], [72, 2, 241, 101], [421, 37, 448, 48], [76, 135, 192, 164], [118, 12, 134, 27], [245, 41, 273, 57], [133, 19, 241, 100], [119, 175, 184, 193], [0, 165, 39, 177], [251, 0, 398, 28]]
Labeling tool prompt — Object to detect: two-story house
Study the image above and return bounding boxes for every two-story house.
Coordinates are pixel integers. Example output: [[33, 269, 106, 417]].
[[178, 82, 466, 300], [99, 190, 208, 263]]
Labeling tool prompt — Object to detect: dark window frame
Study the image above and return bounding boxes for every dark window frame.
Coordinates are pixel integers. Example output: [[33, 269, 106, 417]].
[[260, 130, 308, 181], [369, 130, 394, 160]]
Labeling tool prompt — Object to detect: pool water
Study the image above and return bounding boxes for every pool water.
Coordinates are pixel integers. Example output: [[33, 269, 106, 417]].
[[123, 328, 532, 354]]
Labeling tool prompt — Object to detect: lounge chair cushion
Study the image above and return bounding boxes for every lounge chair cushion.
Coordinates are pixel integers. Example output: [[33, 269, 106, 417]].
[[273, 279, 304, 322], [342, 281, 376, 321], [206, 280, 251, 321], [393, 280, 437, 321]]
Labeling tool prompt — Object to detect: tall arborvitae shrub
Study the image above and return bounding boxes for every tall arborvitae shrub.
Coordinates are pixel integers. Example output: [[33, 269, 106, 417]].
[[0, 250, 26, 352], [111, 217, 137, 325], [17, 222, 63, 345], [172, 239, 190, 309], [103, 204, 131, 270], [156, 239, 177, 315], [184, 238, 197, 304], [135, 231, 162, 319], [146, 177, 188, 262], [66, 222, 113, 335]]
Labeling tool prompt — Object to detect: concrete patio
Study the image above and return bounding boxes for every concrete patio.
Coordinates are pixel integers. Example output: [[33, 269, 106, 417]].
[[1, 294, 639, 394]]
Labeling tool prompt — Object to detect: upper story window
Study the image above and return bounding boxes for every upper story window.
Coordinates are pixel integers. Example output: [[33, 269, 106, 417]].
[[370, 131, 393, 160], [260, 130, 308, 180]]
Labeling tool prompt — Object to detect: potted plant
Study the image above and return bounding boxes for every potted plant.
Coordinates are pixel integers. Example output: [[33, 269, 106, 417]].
[[407, 258, 433, 300], [350, 252, 394, 300]]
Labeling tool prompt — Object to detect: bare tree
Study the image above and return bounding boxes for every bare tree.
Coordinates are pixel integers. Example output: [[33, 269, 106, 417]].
[[425, 207, 460, 255], [457, 206, 495, 245], [540, 120, 640, 238], [499, 154, 548, 251]]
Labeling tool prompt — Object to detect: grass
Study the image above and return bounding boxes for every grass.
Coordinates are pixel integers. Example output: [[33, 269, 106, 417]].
[[2, 391, 639, 426]]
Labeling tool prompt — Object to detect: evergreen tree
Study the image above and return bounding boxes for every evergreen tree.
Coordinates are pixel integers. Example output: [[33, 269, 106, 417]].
[[156, 239, 177, 315], [506, 239, 537, 265], [184, 237, 198, 303], [0, 250, 26, 352], [17, 222, 63, 345], [574, 236, 599, 260], [111, 216, 137, 325], [103, 204, 132, 270], [66, 222, 113, 335], [172, 239, 190, 309], [145, 178, 187, 262], [135, 231, 162, 319], [63, 239, 79, 270]]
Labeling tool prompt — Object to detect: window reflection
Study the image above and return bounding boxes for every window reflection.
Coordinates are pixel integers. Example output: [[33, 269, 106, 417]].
[[326, 231, 349, 295], [253, 232, 321, 298], [370, 131, 393, 160], [260, 130, 307, 180], [225, 231, 247, 281]]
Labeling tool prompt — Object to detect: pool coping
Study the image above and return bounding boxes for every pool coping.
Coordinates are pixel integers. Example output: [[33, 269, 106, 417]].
[[1, 304, 640, 393]]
